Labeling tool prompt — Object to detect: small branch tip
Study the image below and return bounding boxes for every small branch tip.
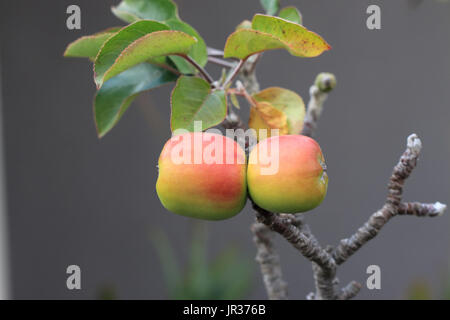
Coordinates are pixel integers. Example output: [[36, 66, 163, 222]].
[[339, 281, 362, 300], [407, 133, 422, 155], [434, 202, 447, 216], [309, 85, 319, 97], [315, 72, 337, 93]]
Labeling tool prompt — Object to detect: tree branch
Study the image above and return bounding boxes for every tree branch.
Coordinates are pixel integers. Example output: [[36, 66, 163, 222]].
[[302, 73, 336, 137], [207, 56, 237, 69], [332, 134, 446, 265], [252, 201, 336, 273], [207, 47, 226, 57], [229, 54, 446, 299], [238, 54, 261, 94], [251, 222, 288, 300], [338, 281, 362, 300], [244, 71, 445, 300], [223, 59, 246, 89], [398, 201, 446, 217]]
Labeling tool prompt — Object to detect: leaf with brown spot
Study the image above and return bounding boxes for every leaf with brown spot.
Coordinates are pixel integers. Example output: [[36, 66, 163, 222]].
[[249, 101, 288, 141], [224, 14, 330, 60], [253, 87, 305, 134]]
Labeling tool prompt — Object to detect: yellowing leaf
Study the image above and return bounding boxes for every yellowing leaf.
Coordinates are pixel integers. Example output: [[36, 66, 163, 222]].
[[253, 87, 305, 134], [224, 14, 330, 60], [249, 101, 288, 141]]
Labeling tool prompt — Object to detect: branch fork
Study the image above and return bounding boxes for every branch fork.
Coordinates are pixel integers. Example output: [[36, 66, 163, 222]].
[[215, 48, 447, 300]]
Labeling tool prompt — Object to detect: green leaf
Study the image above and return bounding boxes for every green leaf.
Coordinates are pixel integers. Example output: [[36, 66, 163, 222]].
[[224, 14, 330, 60], [95, 63, 178, 137], [111, 0, 178, 23], [111, 0, 207, 75], [165, 19, 208, 74], [260, 0, 280, 15], [94, 20, 170, 87], [63, 27, 120, 59], [253, 87, 305, 134], [171, 76, 227, 132], [278, 6, 302, 24], [100, 30, 196, 86]]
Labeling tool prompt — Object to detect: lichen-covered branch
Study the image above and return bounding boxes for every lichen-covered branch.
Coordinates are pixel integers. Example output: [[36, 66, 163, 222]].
[[302, 73, 336, 137], [238, 54, 261, 94], [227, 57, 446, 300], [332, 134, 446, 265], [252, 201, 336, 272], [252, 202, 339, 300], [398, 201, 446, 217], [338, 281, 362, 300], [251, 222, 288, 300]]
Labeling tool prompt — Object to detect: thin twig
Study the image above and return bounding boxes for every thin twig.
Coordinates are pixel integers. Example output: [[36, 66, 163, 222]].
[[302, 73, 336, 137], [398, 201, 446, 217], [223, 59, 246, 88], [207, 56, 236, 68], [207, 47, 225, 57], [238, 54, 261, 94], [175, 54, 214, 84]]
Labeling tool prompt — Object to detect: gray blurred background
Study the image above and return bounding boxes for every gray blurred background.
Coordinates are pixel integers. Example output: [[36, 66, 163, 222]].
[[0, 0, 449, 299]]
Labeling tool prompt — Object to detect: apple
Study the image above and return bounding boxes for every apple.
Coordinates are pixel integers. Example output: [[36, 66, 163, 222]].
[[247, 135, 328, 213], [156, 132, 247, 220]]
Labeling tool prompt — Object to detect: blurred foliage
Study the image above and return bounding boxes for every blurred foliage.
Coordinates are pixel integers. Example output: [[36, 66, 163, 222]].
[[151, 222, 253, 299], [406, 280, 432, 300], [97, 284, 118, 300], [406, 275, 450, 300]]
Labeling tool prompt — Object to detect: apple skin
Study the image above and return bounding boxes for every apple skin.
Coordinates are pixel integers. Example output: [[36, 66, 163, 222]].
[[156, 132, 247, 220], [247, 135, 328, 213]]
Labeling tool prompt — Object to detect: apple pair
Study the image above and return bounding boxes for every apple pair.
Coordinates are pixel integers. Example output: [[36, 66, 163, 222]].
[[156, 132, 328, 220]]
